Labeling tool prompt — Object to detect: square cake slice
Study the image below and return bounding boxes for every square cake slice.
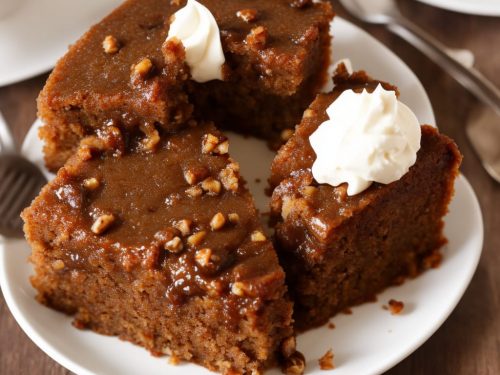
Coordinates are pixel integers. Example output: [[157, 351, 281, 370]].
[[269, 67, 462, 330], [22, 123, 299, 374], [38, 0, 334, 171]]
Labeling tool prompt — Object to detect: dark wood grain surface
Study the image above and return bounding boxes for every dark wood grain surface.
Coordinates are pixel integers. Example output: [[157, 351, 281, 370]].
[[1, 1, 499, 374]]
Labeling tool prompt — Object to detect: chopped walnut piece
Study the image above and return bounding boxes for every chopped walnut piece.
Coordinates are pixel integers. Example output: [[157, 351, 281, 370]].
[[52, 260, 65, 271], [102, 35, 120, 54], [168, 354, 181, 365], [165, 236, 183, 253], [319, 349, 335, 370], [236, 9, 257, 23], [303, 108, 315, 118], [214, 140, 229, 155], [300, 185, 317, 198], [187, 230, 207, 247], [201, 178, 221, 196], [184, 170, 198, 185], [173, 219, 192, 236], [83, 177, 100, 190], [228, 213, 240, 224], [281, 337, 297, 358], [185, 186, 203, 198], [280, 129, 294, 142], [210, 212, 226, 231], [388, 299, 404, 315], [251, 231, 266, 242], [202, 133, 220, 154], [131, 58, 153, 81], [91, 214, 115, 235], [219, 163, 239, 192], [231, 281, 246, 296], [195, 248, 219, 267], [282, 351, 306, 375], [246, 26, 268, 49], [139, 123, 160, 151]]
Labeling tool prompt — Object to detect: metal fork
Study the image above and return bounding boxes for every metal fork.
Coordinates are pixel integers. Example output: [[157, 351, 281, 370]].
[[0, 111, 47, 238], [338, 0, 500, 183]]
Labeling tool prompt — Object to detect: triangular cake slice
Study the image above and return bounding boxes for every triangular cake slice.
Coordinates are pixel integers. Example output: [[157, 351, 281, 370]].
[[270, 66, 462, 330], [22, 122, 298, 374]]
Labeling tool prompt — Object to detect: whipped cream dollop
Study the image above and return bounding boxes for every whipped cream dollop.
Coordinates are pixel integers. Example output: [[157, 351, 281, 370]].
[[166, 0, 225, 82], [310, 84, 421, 196]]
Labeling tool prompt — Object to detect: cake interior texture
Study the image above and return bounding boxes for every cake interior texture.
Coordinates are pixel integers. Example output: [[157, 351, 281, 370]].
[[22, 123, 296, 374], [269, 68, 462, 330], [37, 0, 333, 171]]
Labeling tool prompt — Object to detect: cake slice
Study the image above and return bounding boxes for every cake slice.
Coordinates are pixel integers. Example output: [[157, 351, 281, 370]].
[[270, 67, 462, 330], [22, 123, 299, 374], [38, 0, 334, 171]]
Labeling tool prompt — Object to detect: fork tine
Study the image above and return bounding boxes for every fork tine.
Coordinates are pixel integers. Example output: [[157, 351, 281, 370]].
[[0, 167, 18, 200], [0, 171, 29, 215], [5, 174, 39, 220]]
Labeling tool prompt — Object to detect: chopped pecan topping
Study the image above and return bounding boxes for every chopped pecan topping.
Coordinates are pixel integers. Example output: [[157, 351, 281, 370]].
[[131, 58, 153, 82], [300, 185, 317, 198], [228, 213, 240, 224], [83, 177, 100, 190], [91, 214, 115, 235], [251, 230, 266, 242], [303, 108, 315, 118], [185, 185, 203, 198], [187, 230, 207, 247], [231, 281, 247, 296], [102, 35, 120, 54], [165, 236, 183, 253], [236, 9, 257, 23], [210, 212, 226, 231], [139, 122, 160, 152], [215, 140, 229, 155], [388, 299, 404, 315], [282, 351, 306, 375], [219, 163, 239, 192], [173, 219, 192, 237], [184, 170, 198, 185], [202, 133, 220, 154], [201, 178, 222, 196], [195, 248, 220, 267], [246, 26, 268, 49]]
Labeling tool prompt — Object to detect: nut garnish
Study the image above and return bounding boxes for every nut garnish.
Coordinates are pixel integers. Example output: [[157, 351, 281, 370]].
[[168, 354, 181, 366], [174, 219, 192, 237], [83, 177, 100, 190], [139, 123, 160, 151], [91, 214, 115, 235], [300, 185, 317, 197], [388, 299, 404, 315], [231, 281, 247, 296], [185, 186, 203, 198], [187, 230, 207, 247], [303, 108, 315, 118], [228, 213, 240, 224], [210, 212, 226, 231], [280, 129, 294, 142], [102, 35, 120, 54], [246, 26, 268, 49], [131, 58, 153, 81], [251, 230, 266, 242], [202, 133, 220, 154], [318, 349, 335, 370], [52, 260, 65, 271], [215, 140, 229, 155], [184, 170, 198, 185], [195, 248, 219, 267], [236, 9, 257, 23], [219, 163, 239, 192], [165, 236, 183, 253], [201, 178, 222, 196], [282, 351, 306, 375]]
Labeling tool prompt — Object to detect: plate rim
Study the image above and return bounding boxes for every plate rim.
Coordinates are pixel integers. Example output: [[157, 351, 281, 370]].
[[416, 0, 500, 16]]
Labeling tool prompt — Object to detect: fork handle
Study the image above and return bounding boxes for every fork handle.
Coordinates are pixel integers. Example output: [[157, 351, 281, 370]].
[[0, 110, 17, 154], [388, 16, 500, 116]]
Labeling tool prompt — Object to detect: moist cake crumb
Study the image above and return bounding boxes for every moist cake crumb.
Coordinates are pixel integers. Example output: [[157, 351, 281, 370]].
[[388, 299, 405, 315], [318, 349, 334, 370]]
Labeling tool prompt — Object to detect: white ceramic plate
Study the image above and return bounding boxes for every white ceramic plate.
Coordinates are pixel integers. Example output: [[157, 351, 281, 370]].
[[0, 0, 122, 87], [416, 0, 500, 16], [0, 17, 483, 375]]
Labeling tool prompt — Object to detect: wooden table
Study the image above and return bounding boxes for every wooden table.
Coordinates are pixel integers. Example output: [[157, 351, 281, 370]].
[[1, 1, 499, 374]]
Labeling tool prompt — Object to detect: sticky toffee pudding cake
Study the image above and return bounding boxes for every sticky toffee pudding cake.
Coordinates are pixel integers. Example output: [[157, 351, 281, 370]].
[[270, 67, 462, 330], [22, 123, 297, 374], [37, 0, 333, 172]]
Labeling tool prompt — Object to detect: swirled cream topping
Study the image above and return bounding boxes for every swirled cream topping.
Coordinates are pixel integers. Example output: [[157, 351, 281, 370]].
[[310, 84, 421, 195], [166, 0, 225, 82]]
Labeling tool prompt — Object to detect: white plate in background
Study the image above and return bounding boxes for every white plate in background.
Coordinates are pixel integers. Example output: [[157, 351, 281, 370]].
[[416, 0, 500, 16], [0, 17, 483, 375], [0, 0, 122, 87]]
